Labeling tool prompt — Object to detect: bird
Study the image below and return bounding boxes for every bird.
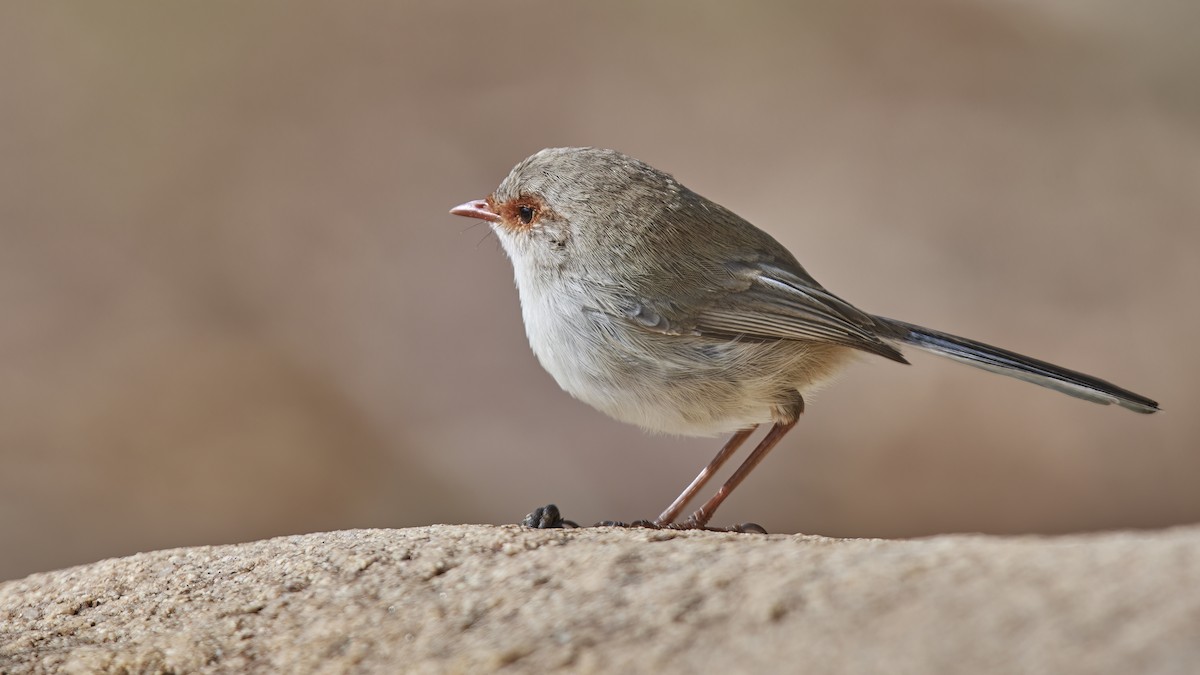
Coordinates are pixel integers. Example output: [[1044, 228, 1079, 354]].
[[450, 147, 1159, 530]]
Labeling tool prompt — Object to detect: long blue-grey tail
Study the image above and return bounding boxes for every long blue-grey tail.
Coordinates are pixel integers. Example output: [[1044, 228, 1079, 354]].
[[877, 317, 1159, 414]]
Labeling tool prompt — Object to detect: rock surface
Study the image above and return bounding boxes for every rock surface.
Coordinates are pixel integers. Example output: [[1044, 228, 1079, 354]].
[[1, 524, 1198, 674]]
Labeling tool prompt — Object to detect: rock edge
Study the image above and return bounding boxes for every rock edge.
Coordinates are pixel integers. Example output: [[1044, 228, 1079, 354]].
[[2, 525, 1199, 674]]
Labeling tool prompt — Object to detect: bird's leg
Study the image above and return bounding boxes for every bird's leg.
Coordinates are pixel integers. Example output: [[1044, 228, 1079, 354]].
[[655, 426, 757, 526], [683, 420, 797, 529]]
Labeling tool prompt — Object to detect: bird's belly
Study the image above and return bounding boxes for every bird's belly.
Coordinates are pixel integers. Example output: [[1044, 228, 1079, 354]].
[[519, 290, 848, 436]]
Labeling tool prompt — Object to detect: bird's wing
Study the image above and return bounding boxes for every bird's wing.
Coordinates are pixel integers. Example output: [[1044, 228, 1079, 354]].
[[604, 260, 908, 364]]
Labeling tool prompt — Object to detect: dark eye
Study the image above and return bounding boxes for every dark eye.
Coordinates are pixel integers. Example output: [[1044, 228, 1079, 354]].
[[517, 204, 537, 224]]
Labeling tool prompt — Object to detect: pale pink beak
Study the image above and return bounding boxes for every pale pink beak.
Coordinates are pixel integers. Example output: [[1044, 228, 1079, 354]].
[[450, 199, 500, 223]]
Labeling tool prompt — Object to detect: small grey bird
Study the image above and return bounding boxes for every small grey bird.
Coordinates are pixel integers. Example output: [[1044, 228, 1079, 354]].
[[451, 147, 1158, 530]]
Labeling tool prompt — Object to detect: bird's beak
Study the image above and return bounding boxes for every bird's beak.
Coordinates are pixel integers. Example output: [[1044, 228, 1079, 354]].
[[449, 199, 501, 223]]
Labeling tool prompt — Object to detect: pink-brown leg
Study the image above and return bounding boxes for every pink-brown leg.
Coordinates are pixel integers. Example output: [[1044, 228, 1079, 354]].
[[683, 420, 797, 529], [654, 426, 757, 526]]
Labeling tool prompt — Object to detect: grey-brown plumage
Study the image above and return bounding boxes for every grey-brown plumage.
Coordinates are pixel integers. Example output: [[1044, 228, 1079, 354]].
[[451, 147, 1158, 528]]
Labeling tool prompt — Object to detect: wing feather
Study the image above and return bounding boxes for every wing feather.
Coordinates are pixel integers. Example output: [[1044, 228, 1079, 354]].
[[609, 260, 908, 363]]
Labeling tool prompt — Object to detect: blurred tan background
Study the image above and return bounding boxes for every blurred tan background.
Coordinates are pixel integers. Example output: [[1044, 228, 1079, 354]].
[[1, 1, 1197, 581]]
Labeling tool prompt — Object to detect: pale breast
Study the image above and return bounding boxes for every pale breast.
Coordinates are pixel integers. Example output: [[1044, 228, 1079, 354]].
[[514, 268, 856, 436]]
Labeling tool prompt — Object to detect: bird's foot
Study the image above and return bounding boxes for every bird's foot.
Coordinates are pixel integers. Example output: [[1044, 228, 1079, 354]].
[[666, 519, 768, 534], [521, 504, 766, 533]]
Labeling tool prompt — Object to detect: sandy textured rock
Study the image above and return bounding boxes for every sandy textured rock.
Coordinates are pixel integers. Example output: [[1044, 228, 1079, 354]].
[[1, 525, 1198, 674]]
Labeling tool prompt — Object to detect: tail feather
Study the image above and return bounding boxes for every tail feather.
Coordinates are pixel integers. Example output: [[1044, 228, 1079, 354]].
[[878, 317, 1159, 414]]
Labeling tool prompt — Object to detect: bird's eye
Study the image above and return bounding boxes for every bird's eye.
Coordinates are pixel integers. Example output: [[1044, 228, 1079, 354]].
[[517, 204, 537, 224]]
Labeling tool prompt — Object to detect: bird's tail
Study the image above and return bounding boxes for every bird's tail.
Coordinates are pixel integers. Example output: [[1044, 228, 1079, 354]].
[[877, 317, 1159, 414]]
